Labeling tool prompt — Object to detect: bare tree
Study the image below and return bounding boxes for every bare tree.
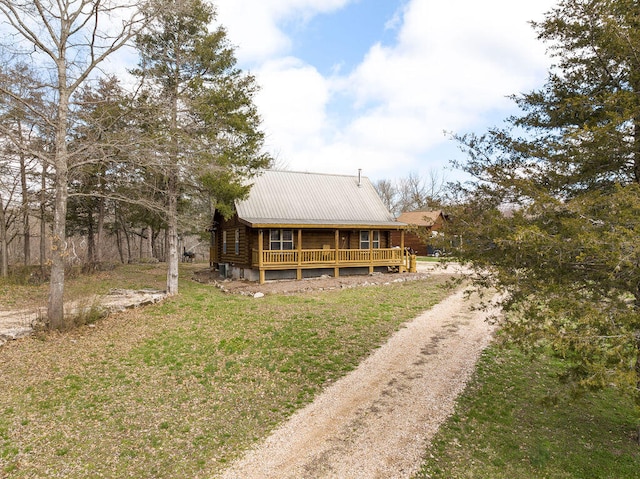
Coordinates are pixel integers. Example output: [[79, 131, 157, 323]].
[[423, 168, 448, 208], [0, 119, 22, 277], [374, 179, 398, 215], [0, 64, 48, 266], [375, 169, 448, 216], [397, 172, 429, 212], [0, 0, 151, 329]]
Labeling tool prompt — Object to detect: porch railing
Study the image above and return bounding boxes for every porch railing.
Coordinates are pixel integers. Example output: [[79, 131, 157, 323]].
[[252, 248, 404, 267]]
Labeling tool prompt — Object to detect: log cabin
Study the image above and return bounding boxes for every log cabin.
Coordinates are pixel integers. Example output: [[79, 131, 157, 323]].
[[391, 210, 448, 256], [210, 170, 408, 283]]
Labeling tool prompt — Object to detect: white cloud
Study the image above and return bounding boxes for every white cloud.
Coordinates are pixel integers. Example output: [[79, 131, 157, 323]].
[[215, 0, 352, 63], [216, 0, 558, 182], [254, 57, 330, 161]]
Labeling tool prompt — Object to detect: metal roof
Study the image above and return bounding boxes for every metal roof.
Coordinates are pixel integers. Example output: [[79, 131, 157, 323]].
[[236, 170, 405, 228]]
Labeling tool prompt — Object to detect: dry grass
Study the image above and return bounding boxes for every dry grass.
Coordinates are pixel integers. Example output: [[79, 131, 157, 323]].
[[0, 263, 168, 311], [0, 264, 455, 478]]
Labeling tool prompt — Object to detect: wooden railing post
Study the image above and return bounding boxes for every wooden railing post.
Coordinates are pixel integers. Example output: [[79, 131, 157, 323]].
[[258, 229, 265, 284], [334, 229, 340, 278], [400, 229, 406, 273], [297, 229, 302, 280], [369, 230, 374, 274]]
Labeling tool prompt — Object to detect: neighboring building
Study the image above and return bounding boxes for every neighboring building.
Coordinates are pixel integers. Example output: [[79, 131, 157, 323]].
[[211, 170, 408, 283], [391, 210, 448, 256]]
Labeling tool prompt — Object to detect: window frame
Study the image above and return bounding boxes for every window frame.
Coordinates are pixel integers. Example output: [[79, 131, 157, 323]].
[[360, 230, 370, 249], [269, 229, 294, 250], [360, 230, 380, 249]]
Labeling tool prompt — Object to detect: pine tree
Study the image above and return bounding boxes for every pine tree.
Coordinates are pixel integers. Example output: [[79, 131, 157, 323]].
[[133, 0, 270, 295], [450, 0, 640, 405]]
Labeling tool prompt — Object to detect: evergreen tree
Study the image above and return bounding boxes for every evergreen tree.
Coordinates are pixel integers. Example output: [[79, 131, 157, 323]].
[[449, 0, 640, 405], [133, 0, 270, 295]]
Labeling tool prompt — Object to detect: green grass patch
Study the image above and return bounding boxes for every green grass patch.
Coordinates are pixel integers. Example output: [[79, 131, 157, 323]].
[[416, 256, 441, 262], [0, 265, 454, 478], [415, 346, 640, 479]]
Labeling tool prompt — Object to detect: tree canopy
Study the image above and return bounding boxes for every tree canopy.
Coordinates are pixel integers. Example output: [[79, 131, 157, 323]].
[[448, 0, 640, 403]]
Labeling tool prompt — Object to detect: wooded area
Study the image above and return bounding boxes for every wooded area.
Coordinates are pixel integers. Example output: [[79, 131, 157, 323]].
[[0, 0, 270, 329]]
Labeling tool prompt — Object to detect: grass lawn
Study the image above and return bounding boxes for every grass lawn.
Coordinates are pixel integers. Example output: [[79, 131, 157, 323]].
[[0, 264, 455, 478], [3, 264, 639, 478], [415, 345, 640, 479]]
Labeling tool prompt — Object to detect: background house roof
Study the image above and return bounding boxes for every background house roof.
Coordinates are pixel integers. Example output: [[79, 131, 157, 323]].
[[396, 210, 445, 227], [236, 170, 404, 228]]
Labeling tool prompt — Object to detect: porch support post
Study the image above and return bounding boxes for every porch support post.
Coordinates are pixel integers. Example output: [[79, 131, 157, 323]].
[[296, 229, 302, 280], [369, 229, 374, 274], [400, 229, 406, 273], [334, 229, 340, 278], [258, 229, 265, 284]]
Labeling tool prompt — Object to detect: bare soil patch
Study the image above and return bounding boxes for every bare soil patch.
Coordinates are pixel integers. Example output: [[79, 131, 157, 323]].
[[193, 270, 434, 295], [192, 261, 462, 296]]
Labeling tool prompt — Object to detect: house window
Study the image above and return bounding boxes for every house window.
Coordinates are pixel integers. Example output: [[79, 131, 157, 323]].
[[235, 229, 240, 255], [222, 230, 227, 254], [270, 229, 294, 250], [360, 230, 380, 249]]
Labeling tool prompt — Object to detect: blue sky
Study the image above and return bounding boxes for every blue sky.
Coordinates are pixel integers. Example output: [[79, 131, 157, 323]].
[[215, 0, 558, 184], [287, 2, 401, 75]]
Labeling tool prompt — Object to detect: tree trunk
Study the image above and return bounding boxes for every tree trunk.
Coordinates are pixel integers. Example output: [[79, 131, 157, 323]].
[[39, 162, 47, 270], [96, 196, 105, 263], [166, 185, 179, 295], [120, 216, 131, 262], [147, 226, 153, 259], [87, 210, 95, 264], [47, 85, 70, 331], [0, 194, 8, 278], [19, 144, 31, 266], [115, 227, 124, 264], [166, 64, 180, 295], [636, 331, 640, 445]]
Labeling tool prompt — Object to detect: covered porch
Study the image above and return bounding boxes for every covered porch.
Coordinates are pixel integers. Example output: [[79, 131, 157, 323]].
[[252, 228, 408, 284]]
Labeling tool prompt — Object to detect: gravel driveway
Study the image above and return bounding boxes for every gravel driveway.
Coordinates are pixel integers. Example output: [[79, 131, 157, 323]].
[[218, 286, 500, 479]]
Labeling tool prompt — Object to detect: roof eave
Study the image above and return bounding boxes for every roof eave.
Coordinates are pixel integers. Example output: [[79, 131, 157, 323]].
[[239, 218, 407, 230]]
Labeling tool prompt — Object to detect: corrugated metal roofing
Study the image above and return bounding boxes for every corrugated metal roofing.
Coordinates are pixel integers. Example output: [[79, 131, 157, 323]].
[[236, 170, 403, 228]]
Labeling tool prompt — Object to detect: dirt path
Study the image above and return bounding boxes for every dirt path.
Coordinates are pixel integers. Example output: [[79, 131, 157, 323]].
[[0, 289, 166, 346], [217, 287, 500, 479]]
